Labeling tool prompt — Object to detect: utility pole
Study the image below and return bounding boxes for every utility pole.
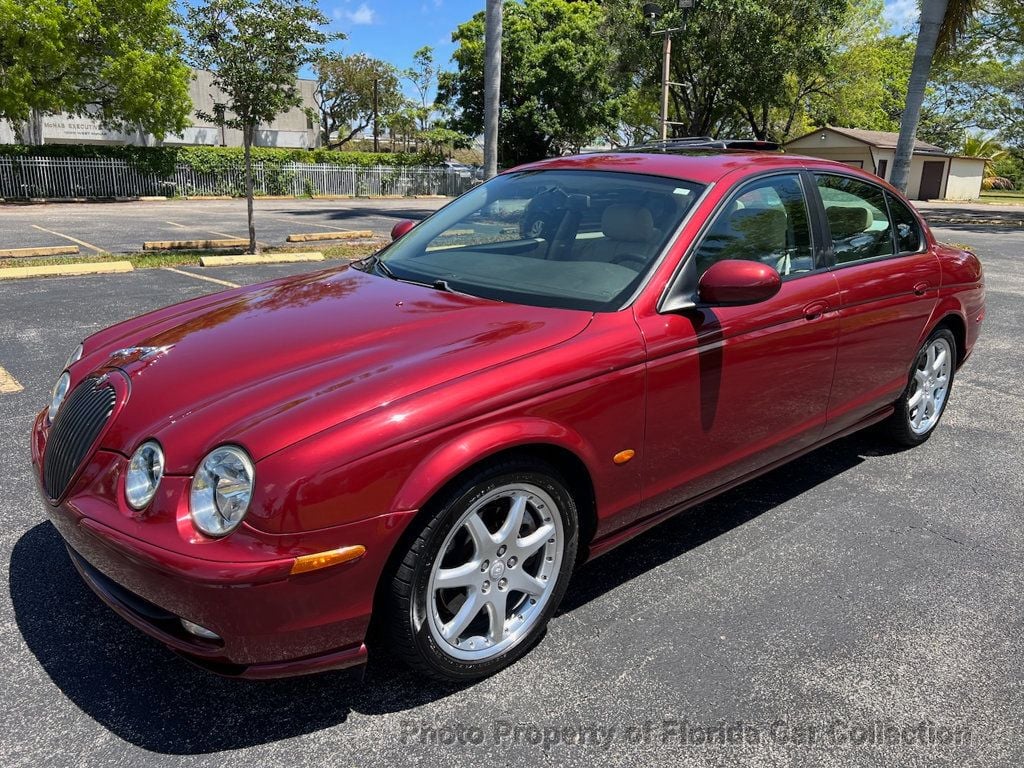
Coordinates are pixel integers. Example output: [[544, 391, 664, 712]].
[[372, 76, 380, 152], [484, 0, 503, 178], [659, 33, 672, 141], [644, 1, 695, 141]]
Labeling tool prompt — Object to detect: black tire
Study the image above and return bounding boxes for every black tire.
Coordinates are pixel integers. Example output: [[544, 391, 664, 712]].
[[383, 457, 579, 682], [886, 327, 957, 447]]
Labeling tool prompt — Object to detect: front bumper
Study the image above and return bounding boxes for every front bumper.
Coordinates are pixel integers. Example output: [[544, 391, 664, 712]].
[[32, 414, 414, 679]]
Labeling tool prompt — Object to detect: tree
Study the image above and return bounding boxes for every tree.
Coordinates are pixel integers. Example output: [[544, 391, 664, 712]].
[[404, 46, 439, 133], [601, 0, 851, 142], [890, 0, 984, 192], [442, 0, 620, 167], [314, 53, 402, 148], [0, 0, 191, 142], [186, 0, 333, 253]]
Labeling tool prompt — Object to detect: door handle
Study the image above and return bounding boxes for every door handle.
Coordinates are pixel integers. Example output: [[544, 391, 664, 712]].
[[803, 300, 829, 320], [913, 281, 930, 296]]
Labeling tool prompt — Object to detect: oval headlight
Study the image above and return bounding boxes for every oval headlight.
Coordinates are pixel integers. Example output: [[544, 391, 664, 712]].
[[126, 440, 164, 510], [65, 343, 83, 369], [48, 371, 71, 421], [190, 446, 255, 537]]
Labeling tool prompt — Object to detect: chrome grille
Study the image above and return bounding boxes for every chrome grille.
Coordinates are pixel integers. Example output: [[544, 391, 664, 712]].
[[43, 377, 117, 500]]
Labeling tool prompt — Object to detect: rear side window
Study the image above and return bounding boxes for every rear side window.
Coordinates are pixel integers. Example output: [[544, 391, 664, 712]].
[[816, 174, 894, 265], [886, 192, 924, 253]]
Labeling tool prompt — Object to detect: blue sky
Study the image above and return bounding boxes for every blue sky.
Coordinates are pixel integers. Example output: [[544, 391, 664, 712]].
[[323, 0, 918, 95]]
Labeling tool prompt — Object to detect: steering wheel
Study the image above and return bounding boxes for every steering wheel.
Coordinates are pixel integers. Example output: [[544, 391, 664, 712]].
[[610, 253, 647, 270]]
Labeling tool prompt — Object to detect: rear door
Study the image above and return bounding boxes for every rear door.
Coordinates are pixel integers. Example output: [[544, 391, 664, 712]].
[[811, 173, 940, 434]]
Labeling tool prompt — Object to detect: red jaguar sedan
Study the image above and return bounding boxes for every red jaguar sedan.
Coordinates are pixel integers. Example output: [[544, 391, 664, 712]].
[[32, 140, 985, 682]]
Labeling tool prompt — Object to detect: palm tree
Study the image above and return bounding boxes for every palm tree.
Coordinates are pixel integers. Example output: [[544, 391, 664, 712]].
[[483, 0, 504, 179], [963, 132, 1013, 189], [890, 0, 983, 193]]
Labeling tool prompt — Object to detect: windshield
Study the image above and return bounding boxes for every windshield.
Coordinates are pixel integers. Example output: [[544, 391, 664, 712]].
[[376, 170, 705, 311]]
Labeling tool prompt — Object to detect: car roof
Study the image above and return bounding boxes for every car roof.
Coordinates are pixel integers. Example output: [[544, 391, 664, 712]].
[[510, 150, 865, 186]]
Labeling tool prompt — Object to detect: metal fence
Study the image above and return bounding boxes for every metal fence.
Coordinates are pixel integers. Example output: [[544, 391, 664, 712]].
[[0, 156, 475, 200]]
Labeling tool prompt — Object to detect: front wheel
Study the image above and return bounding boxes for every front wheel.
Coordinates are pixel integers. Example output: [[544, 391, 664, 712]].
[[384, 459, 578, 682], [886, 327, 956, 446]]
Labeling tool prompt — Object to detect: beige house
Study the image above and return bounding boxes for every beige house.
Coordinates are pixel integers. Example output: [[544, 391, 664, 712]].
[[783, 126, 986, 201]]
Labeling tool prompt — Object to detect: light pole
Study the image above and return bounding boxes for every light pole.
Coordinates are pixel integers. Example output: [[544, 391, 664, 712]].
[[643, 0, 696, 141]]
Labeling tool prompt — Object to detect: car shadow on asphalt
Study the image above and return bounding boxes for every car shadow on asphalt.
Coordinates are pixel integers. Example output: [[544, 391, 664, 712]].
[[9, 429, 901, 755]]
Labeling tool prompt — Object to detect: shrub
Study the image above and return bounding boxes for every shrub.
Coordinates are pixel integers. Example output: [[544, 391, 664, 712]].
[[0, 144, 446, 175]]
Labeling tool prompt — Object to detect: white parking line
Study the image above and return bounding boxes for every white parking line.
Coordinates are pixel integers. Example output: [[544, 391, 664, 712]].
[[30, 225, 103, 253], [165, 221, 188, 228], [0, 365, 24, 394], [162, 266, 239, 288]]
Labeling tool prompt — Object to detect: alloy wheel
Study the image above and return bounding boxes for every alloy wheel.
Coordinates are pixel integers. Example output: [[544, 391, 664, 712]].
[[425, 483, 564, 662]]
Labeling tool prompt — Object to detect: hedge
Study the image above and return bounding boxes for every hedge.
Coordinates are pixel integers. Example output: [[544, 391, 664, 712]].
[[0, 144, 446, 176]]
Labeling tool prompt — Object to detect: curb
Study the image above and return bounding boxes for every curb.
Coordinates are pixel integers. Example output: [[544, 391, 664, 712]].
[[286, 230, 374, 242], [0, 245, 80, 259], [199, 252, 324, 267], [923, 216, 1024, 228], [144, 238, 249, 250], [0, 261, 133, 281]]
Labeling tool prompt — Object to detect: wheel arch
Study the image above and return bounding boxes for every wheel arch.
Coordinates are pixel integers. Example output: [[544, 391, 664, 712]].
[[367, 427, 599, 643], [928, 309, 968, 367]]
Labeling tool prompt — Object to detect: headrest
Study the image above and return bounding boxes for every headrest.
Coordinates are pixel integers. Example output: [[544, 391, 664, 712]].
[[727, 207, 787, 251], [826, 206, 871, 238], [601, 204, 655, 242]]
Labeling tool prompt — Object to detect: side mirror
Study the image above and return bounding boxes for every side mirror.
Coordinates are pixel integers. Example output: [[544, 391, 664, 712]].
[[697, 259, 781, 305], [390, 219, 416, 241]]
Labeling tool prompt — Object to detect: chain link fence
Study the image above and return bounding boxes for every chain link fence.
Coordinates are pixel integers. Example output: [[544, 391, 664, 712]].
[[0, 156, 476, 200]]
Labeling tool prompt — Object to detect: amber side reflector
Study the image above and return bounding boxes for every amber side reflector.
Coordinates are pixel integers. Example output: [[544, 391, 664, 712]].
[[291, 545, 366, 575], [613, 449, 635, 465]]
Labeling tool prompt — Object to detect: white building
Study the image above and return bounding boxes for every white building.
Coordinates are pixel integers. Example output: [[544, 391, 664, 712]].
[[0, 69, 321, 150], [784, 126, 986, 200]]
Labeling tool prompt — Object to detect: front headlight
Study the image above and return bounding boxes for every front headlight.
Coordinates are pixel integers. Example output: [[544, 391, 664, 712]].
[[126, 440, 164, 510], [48, 372, 71, 421], [190, 446, 255, 537], [65, 343, 83, 369]]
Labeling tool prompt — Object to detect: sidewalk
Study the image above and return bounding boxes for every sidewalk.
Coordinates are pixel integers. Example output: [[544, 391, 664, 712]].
[[915, 200, 1024, 228]]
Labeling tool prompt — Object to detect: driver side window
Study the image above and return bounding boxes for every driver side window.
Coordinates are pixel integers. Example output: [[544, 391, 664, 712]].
[[692, 174, 814, 279]]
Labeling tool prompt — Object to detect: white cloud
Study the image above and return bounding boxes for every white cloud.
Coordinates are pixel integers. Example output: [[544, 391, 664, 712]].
[[883, 0, 918, 32], [344, 2, 376, 25]]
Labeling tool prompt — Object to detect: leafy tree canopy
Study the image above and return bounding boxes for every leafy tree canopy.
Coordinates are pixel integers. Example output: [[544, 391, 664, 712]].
[[439, 0, 620, 166], [0, 0, 191, 139], [314, 52, 403, 147]]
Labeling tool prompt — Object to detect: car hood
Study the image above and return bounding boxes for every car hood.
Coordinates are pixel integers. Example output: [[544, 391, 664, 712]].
[[89, 266, 593, 473]]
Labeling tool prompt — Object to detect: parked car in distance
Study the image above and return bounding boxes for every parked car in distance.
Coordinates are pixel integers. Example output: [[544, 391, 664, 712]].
[[33, 139, 984, 682]]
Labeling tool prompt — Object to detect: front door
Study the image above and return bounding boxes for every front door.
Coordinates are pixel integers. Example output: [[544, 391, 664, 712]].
[[636, 172, 840, 519], [918, 161, 945, 200]]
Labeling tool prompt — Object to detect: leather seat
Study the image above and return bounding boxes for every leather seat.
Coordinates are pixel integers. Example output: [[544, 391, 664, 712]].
[[573, 204, 658, 264]]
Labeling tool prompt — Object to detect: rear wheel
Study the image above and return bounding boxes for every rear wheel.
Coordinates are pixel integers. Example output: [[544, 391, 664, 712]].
[[886, 327, 956, 446], [384, 458, 578, 682]]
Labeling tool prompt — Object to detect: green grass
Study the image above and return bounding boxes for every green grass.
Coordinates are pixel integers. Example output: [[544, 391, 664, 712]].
[[0, 241, 385, 271], [978, 191, 1024, 205]]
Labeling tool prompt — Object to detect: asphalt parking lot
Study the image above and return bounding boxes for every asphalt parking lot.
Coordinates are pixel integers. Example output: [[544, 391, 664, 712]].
[[0, 197, 448, 253], [0, 222, 1021, 767]]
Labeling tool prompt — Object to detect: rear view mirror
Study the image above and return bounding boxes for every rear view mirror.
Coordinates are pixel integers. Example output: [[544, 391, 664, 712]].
[[391, 219, 416, 241], [697, 260, 781, 305]]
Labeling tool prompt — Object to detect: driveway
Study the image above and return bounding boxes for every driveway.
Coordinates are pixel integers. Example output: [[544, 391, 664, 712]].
[[0, 224, 1021, 767]]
